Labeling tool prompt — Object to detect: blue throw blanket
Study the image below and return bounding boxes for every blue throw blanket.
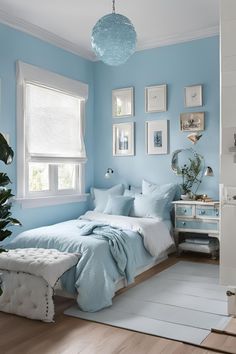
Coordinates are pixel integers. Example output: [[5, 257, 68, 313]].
[[78, 222, 135, 284]]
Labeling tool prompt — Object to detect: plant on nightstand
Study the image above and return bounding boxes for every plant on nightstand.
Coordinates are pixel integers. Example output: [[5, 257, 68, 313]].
[[0, 133, 21, 253], [177, 154, 202, 199]]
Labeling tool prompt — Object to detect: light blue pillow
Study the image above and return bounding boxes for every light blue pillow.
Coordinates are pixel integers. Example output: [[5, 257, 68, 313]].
[[130, 194, 168, 219], [142, 180, 178, 219], [104, 196, 134, 216], [90, 184, 124, 212]]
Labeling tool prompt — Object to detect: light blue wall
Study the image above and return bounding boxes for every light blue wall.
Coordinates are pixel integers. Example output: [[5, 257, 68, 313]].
[[93, 36, 220, 199], [0, 23, 220, 238], [0, 23, 94, 233]]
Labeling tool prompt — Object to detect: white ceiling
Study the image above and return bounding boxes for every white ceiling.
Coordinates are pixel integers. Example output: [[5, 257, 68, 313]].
[[0, 0, 219, 60]]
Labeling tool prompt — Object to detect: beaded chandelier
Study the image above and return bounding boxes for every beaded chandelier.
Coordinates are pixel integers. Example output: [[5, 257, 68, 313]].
[[91, 0, 137, 66]]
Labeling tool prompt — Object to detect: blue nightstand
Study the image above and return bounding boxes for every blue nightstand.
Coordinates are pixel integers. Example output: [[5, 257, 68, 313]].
[[172, 200, 220, 259]]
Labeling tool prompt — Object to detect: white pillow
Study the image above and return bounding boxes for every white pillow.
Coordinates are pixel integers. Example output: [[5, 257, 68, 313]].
[[124, 188, 141, 198], [142, 179, 179, 219], [90, 184, 124, 212], [130, 194, 168, 219]]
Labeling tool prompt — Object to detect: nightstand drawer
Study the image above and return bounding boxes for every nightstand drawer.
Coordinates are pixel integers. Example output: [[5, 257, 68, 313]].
[[176, 219, 219, 232], [196, 206, 219, 218], [176, 205, 193, 217]]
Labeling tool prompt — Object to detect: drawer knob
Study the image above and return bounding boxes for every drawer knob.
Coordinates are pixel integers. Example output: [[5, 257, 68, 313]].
[[184, 209, 187, 213], [216, 211, 219, 216], [226, 290, 235, 297], [200, 210, 206, 215], [182, 222, 186, 226]]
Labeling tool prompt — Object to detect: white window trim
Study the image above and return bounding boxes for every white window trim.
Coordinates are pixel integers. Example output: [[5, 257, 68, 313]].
[[16, 61, 89, 208], [16, 193, 89, 209]]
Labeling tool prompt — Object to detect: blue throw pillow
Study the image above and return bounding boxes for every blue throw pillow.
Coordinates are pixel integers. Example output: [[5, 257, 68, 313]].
[[90, 184, 124, 212], [130, 194, 168, 219], [104, 196, 134, 216], [142, 180, 179, 219]]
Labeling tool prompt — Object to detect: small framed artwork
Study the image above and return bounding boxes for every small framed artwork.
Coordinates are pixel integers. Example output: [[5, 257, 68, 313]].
[[180, 112, 205, 132], [145, 84, 167, 113], [146, 120, 168, 155], [184, 85, 203, 107], [113, 122, 134, 156], [112, 87, 134, 118]]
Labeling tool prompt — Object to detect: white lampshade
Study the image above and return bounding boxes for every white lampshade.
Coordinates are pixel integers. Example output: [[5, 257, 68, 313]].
[[204, 166, 214, 177], [105, 168, 114, 179]]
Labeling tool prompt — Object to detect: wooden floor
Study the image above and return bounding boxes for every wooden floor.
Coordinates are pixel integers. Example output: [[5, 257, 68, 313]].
[[0, 254, 236, 354]]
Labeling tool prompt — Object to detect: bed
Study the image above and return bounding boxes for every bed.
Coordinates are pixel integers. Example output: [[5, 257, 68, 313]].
[[6, 210, 174, 312]]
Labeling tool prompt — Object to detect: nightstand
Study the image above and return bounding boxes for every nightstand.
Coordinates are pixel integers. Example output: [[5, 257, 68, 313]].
[[172, 200, 220, 259]]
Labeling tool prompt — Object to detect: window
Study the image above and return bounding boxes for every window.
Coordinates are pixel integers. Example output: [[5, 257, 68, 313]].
[[16, 62, 88, 207]]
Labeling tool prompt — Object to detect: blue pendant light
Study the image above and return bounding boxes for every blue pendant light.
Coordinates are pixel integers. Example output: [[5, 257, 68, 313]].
[[91, 0, 137, 66]]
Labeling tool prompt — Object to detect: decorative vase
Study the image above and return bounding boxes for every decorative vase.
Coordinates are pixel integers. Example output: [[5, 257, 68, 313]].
[[181, 193, 192, 201]]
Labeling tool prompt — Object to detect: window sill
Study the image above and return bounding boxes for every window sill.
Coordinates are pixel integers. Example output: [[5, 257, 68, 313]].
[[15, 193, 89, 209]]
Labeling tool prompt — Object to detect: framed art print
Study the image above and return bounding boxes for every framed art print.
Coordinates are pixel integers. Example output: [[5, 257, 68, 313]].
[[113, 122, 134, 156], [112, 87, 134, 118], [145, 84, 167, 113], [146, 120, 168, 155], [184, 85, 203, 107], [180, 112, 205, 132]]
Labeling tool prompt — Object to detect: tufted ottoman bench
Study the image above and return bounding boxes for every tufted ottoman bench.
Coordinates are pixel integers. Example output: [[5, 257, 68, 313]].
[[0, 248, 80, 322]]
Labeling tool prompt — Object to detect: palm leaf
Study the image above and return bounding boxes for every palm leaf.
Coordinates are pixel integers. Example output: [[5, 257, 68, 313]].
[[0, 173, 11, 187], [0, 229, 12, 242]]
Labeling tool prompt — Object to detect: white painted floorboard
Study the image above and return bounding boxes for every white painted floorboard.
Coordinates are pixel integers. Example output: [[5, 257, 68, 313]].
[[65, 305, 210, 345], [65, 262, 230, 345], [111, 297, 229, 330]]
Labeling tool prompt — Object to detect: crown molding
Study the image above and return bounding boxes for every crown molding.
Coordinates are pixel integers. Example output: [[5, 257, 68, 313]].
[[0, 9, 95, 61], [0, 9, 219, 62], [136, 26, 219, 52]]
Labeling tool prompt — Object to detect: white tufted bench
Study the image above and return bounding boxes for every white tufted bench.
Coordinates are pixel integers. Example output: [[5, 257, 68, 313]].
[[0, 248, 80, 322]]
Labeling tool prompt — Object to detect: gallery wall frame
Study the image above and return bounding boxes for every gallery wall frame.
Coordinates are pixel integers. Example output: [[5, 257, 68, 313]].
[[184, 84, 203, 108], [112, 87, 134, 118], [113, 122, 134, 156], [145, 84, 167, 113], [146, 120, 168, 155], [180, 112, 205, 132]]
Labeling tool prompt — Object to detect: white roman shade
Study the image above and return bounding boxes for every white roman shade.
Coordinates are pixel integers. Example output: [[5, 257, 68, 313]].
[[25, 83, 86, 164]]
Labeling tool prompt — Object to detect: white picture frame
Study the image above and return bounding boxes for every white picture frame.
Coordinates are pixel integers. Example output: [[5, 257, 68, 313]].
[[145, 84, 167, 113], [112, 87, 134, 118], [146, 120, 168, 155], [113, 122, 134, 156], [184, 85, 203, 107], [180, 112, 205, 132]]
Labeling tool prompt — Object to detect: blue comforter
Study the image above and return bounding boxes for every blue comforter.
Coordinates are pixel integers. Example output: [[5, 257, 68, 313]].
[[78, 222, 135, 283], [6, 219, 155, 312]]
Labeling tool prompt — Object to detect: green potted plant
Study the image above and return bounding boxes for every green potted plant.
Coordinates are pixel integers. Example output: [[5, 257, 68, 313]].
[[177, 154, 202, 200], [0, 133, 21, 253]]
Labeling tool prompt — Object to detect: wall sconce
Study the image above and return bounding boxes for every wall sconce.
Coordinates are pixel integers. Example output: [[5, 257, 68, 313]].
[[204, 166, 214, 177], [104, 168, 114, 179], [187, 133, 203, 144]]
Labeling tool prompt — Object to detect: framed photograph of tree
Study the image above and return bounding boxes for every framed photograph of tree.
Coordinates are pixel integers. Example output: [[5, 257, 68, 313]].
[[146, 120, 168, 155]]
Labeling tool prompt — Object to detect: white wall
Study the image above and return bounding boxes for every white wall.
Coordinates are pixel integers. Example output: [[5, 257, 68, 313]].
[[220, 0, 236, 286]]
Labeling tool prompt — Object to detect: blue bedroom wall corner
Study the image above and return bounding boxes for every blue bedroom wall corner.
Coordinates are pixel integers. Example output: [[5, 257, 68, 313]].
[[0, 23, 94, 234], [93, 36, 220, 200]]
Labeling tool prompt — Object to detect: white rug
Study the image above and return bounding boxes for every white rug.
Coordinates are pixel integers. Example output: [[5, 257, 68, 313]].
[[64, 261, 230, 345]]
